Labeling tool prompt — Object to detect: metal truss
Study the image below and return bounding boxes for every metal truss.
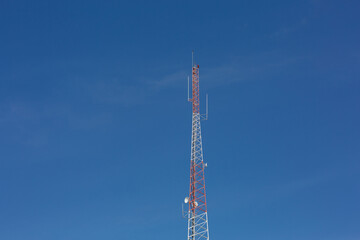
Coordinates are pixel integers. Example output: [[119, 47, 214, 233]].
[[187, 64, 210, 240]]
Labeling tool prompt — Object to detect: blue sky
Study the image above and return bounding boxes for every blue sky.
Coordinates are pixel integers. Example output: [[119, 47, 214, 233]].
[[0, 0, 359, 239]]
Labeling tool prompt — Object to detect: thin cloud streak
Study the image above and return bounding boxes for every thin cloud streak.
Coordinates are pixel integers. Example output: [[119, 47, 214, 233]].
[[148, 52, 304, 90], [237, 170, 336, 206]]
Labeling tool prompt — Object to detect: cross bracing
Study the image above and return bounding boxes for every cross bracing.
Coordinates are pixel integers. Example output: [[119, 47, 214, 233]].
[[186, 64, 210, 240]]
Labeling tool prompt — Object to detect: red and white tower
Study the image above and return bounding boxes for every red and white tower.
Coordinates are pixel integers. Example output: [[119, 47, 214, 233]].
[[185, 56, 210, 240]]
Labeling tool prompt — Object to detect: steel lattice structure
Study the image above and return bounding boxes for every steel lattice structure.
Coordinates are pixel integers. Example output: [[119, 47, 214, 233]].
[[186, 63, 210, 240]]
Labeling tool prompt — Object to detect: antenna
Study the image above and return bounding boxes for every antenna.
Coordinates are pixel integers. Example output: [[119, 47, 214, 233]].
[[206, 93, 208, 120], [182, 203, 188, 218], [201, 93, 208, 121], [182, 197, 189, 218]]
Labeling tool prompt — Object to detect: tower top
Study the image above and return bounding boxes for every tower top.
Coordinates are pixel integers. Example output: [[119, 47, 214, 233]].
[[191, 65, 200, 114]]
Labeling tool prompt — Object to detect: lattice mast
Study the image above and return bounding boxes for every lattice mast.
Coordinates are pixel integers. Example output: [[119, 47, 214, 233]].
[[186, 55, 209, 240]]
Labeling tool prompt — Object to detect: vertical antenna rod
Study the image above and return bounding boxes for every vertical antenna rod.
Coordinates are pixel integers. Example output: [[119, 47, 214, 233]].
[[206, 93, 208, 120]]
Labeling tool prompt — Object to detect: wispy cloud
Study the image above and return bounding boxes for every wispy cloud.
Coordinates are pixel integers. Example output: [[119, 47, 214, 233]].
[[236, 162, 360, 208], [2, 49, 303, 110], [237, 170, 335, 206], [200, 52, 303, 87], [145, 51, 304, 91], [148, 69, 188, 90], [0, 102, 50, 147], [83, 79, 148, 106], [268, 16, 309, 39], [0, 99, 114, 148], [0, 51, 304, 144]]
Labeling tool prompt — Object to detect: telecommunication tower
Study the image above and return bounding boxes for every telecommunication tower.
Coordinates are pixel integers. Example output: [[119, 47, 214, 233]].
[[184, 53, 210, 240]]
